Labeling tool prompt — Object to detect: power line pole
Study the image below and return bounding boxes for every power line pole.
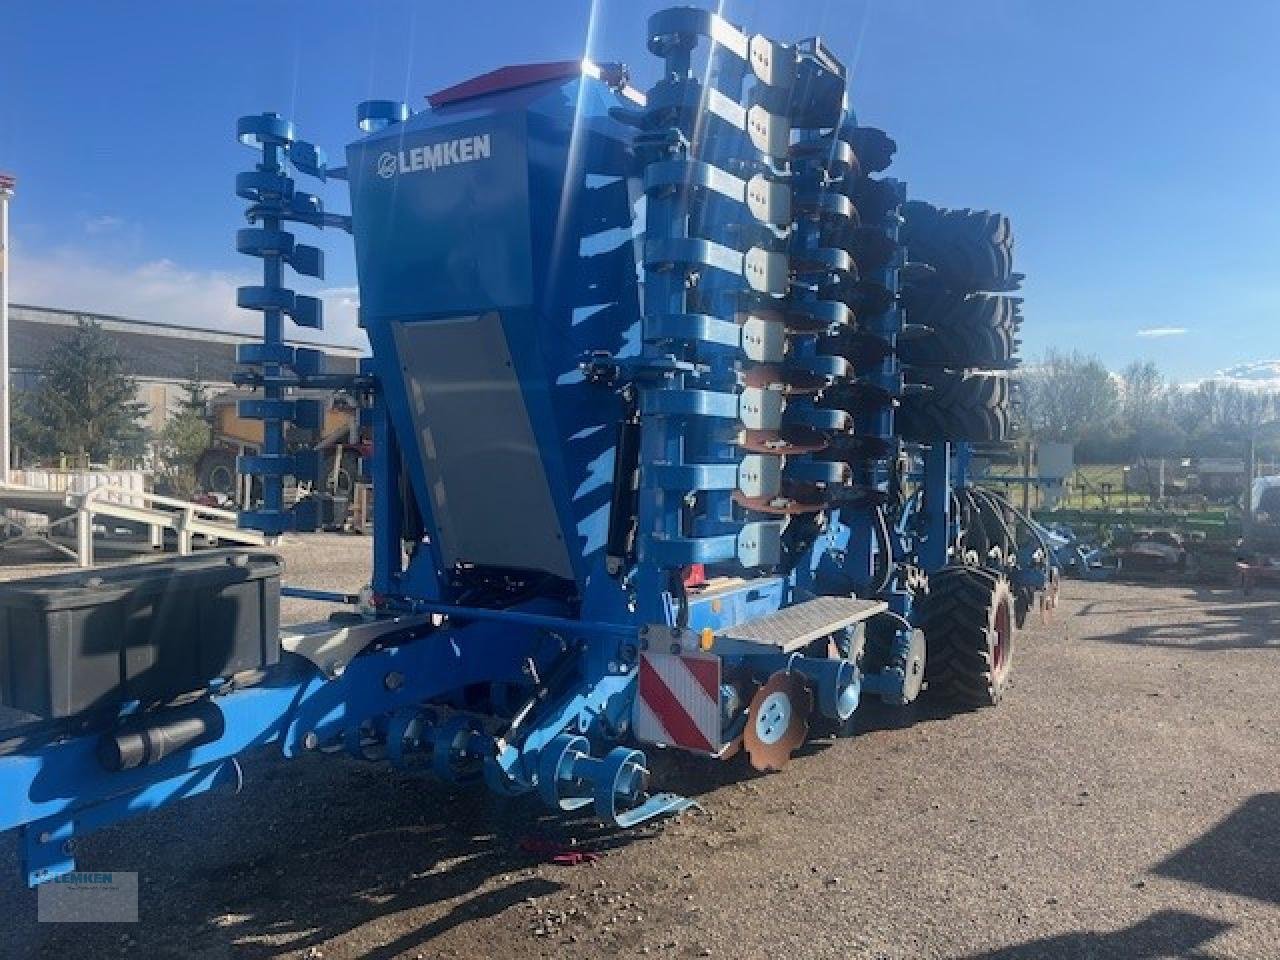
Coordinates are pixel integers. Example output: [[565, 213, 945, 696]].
[[0, 171, 12, 485], [1244, 429, 1257, 535]]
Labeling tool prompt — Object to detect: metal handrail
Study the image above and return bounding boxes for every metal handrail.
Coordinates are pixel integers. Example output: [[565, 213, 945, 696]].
[[0, 480, 268, 567]]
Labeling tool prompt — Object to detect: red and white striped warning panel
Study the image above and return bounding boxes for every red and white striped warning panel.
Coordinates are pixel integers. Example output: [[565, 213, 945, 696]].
[[633, 651, 722, 753]]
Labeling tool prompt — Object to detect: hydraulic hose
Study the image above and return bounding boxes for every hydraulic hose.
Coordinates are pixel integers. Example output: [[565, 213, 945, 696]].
[[874, 608, 914, 633], [981, 486, 1053, 562], [970, 487, 1018, 559], [870, 504, 895, 597]]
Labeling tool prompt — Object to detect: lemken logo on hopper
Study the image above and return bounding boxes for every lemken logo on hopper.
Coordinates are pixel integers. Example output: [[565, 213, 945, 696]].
[[377, 134, 492, 178]]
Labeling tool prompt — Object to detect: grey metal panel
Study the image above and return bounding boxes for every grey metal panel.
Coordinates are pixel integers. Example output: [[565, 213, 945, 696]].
[[722, 596, 887, 652], [392, 313, 573, 578]]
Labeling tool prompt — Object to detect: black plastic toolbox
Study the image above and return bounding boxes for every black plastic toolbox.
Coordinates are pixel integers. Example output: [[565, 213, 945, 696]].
[[0, 550, 282, 721]]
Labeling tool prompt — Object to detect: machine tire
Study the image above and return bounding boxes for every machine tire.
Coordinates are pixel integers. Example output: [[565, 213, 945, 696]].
[[846, 225, 898, 274], [923, 565, 1016, 707], [843, 175, 900, 224], [842, 125, 897, 174], [898, 371, 1016, 442], [899, 293, 1022, 369], [901, 202, 1018, 292], [904, 288, 1020, 333], [196, 448, 238, 496], [1014, 588, 1034, 629]]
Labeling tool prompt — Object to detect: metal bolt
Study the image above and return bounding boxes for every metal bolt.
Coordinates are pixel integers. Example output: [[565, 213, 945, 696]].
[[384, 671, 404, 691]]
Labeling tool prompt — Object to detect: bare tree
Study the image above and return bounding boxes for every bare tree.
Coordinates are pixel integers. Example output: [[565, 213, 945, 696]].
[[1019, 349, 1119, 443], [1121, 361, 1168, 429], [1171, 382, 1276, 436]]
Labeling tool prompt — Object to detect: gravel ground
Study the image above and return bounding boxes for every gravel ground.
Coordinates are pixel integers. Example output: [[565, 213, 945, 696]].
[[1, 535, 1278, 959]]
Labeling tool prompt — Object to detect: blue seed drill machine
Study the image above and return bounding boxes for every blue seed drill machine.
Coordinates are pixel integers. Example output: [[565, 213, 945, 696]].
[[0, 8, 1057, 885]]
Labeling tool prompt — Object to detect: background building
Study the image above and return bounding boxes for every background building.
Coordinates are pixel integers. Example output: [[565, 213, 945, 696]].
[[9, 303, 365, 433]]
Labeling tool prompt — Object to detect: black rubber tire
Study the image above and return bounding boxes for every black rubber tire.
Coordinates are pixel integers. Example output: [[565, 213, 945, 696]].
[[841, 126, 897, 174], [196, 448, 238, 496], [823, 277, 895, 317], [1014, 589, 1033, 629], [899, 292, 1022, 369], [843, 175, 900, 224], [845, 226, 897, 274], [898, 371, 1016, 442], [903, 286, 1022, 332], [901, 202, 1018, 292], [922, 565, 1016, 707]]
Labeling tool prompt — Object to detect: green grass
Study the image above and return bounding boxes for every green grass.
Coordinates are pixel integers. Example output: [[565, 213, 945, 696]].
[[983, 463, 1156, 510]]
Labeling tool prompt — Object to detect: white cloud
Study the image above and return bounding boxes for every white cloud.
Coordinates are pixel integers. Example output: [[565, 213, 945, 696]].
[[316, 285, 361, 311], [1136, 326, 1188, 338], [1213, 360, 1280, 390], [9, 248, 365, 348], [1181, 361, 1280, 391]]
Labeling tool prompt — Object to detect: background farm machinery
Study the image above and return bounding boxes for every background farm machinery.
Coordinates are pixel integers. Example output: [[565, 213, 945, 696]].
[[0, 7, 1056, 886], [1237, 477, 1280, 592], [194, 390, 368, 528]]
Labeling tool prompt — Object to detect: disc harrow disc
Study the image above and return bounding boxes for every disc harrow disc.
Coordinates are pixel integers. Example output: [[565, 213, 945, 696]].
[[743, 672, 813, 772]]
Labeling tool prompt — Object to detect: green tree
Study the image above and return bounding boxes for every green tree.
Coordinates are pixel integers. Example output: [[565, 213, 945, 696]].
[[14, 319, 148, 463], [154, 369, 215, 497], [177, 370, 211, 419], [155, 407, 212, 498]]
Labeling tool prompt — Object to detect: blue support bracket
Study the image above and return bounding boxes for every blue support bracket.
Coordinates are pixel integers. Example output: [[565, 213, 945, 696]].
[[23, 761, 242, 885]]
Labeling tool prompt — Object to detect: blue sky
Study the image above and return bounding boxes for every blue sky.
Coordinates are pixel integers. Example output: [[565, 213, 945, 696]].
[[1, 1, 1277, 382]]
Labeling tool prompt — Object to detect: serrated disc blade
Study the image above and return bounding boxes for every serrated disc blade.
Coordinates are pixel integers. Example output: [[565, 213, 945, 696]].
[[743, 672, 813, 772]]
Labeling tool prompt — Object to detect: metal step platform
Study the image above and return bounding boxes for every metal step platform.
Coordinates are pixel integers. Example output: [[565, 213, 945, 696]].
[[719, 596, 888, 653]]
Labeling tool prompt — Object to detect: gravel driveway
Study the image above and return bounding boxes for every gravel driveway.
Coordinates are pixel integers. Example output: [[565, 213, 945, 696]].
[[2, 536, 1277, 959]]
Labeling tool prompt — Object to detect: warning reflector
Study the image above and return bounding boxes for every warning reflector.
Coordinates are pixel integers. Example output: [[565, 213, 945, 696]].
[[633, 651, 722, 754]]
